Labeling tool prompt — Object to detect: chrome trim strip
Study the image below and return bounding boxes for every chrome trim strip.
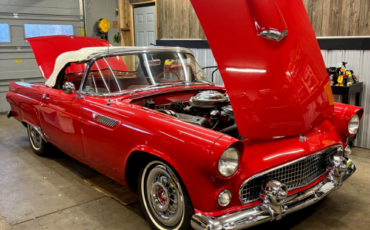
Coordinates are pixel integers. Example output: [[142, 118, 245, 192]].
[[238, 145, 341, 204], [77, 62, 91, 99], [192, 161, 356, 230], [103, 57, 121, 92], [94, 61, 111, 93], [87, 47, 194, 60]]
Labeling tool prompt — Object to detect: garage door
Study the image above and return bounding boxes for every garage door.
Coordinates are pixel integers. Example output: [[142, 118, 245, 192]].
[[0, 0, 83, 112]]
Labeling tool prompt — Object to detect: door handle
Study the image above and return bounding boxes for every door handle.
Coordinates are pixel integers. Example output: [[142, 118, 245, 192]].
[[42, 94, 50, 100]]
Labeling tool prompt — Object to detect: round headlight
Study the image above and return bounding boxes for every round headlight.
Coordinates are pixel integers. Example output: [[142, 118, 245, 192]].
[[348, 114, 360, 135], [218, 147, 239, 177], [218, 189, 232, 206]]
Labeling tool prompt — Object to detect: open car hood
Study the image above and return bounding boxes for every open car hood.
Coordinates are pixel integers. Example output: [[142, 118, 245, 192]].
[[191, 0, 334, 139], [26, 35, 111, 79]]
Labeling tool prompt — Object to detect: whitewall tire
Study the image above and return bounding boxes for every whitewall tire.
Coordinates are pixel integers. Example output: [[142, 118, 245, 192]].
[[139, 160, 194, 230], [27, 124, 49, 156]]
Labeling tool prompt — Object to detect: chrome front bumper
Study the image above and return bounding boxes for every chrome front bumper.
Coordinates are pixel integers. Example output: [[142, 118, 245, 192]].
[[191, 160, 356, 230]]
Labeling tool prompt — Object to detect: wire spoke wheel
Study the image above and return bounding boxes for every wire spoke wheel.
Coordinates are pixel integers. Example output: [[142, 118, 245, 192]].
[[143, 162, 185, 228], [28, 125, 42, 150]]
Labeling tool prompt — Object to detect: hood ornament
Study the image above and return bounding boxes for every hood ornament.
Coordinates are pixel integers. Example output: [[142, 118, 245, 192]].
[[259, 29, 288, 42], [299, 135, 309, 142]]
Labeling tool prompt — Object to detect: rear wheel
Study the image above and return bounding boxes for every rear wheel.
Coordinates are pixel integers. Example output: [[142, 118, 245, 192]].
[[139, 160, 194, 230], [27, 124, 49, 156]]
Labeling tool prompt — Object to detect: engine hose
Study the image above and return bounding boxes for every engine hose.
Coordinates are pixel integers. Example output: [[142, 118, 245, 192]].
[[211, 118, 221, 130], [220, 124, 238, 134]]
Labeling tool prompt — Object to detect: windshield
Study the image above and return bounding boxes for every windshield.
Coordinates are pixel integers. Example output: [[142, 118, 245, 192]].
[[82, 52, 210, 95]]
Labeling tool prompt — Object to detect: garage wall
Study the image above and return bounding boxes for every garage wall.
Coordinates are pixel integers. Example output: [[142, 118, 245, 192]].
[[0, 0, 83, 112], [85, 0, 120, 46], [123, 0, 370, 41]]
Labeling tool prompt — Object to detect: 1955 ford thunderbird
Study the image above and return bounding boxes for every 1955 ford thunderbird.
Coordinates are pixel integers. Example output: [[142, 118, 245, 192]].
[[5, 0, 363, 229]]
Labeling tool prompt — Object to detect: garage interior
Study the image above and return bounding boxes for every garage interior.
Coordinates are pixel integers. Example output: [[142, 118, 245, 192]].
[[0, 0, 370, 229]]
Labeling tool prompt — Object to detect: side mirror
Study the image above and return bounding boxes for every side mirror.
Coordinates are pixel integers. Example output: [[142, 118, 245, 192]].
[[62, 82, 75, 94]]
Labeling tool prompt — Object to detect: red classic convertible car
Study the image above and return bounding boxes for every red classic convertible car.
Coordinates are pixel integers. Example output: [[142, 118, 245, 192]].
[[6, 0, 363, 230]]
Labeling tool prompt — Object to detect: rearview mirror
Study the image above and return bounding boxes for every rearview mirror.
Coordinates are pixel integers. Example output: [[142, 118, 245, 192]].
[[62, 82, 75, 94]]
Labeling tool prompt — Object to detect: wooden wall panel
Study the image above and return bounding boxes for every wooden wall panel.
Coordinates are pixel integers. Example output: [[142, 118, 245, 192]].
[[328, 0, 342, 36], [321, 0, 331, 36], [310, 0, 365, 36], [359, 0, 370, 35], [122, 0, 370, 43], [189, 2, 200, 39], [180, 0, 190, 38], [161, 0, 169, 39], [339, 0, 361, 36], [156, 0, 163, 39], [311, 0, 324, 36], [302, 0, 313, 20]]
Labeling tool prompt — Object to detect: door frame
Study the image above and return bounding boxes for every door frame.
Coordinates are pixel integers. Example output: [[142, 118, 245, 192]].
[[130, 0, 157, 46]]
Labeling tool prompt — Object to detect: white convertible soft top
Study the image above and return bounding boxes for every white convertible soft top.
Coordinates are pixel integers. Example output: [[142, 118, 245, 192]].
[[45, 47, 119, 87], [45, 46, 194, 87]]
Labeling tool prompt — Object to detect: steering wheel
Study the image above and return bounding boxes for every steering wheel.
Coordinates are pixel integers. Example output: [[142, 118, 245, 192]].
[[154, 71, 181, 82]]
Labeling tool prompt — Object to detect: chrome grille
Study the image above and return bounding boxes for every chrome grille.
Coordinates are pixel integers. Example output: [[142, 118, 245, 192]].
[[239, 146, 339, 204], [96, 115, 118, 128]]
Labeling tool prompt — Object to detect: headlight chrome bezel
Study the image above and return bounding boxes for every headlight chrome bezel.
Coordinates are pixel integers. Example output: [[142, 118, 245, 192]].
[[218, 189, 232, 207], [348, 114, 360, 135], [218, 146, 240, 178]]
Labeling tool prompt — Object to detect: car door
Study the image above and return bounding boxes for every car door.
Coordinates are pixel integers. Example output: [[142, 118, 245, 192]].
[[39, 87, 85, 157]]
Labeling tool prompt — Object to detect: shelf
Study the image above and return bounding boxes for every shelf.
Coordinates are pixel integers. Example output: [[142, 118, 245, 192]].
[[331, 82, 363, 95]]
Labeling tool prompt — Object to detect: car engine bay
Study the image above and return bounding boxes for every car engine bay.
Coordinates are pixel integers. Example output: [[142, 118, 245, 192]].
[[140, 90, 242, 139]]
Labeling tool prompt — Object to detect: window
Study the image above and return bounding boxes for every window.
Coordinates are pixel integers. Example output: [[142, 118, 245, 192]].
[[24, 24, 73, 38], [0, 23, 10, 42], [56, 63, 87, 90]]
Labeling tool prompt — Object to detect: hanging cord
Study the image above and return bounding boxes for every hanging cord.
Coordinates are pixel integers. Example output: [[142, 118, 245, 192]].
[[106, 0, 111, 106]]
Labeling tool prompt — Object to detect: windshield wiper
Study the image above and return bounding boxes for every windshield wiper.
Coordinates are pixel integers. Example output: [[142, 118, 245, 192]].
[[147, 81, 187, 88]]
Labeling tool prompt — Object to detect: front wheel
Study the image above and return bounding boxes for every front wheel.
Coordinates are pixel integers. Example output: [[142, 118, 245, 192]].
[[27, 124, 49, 156], [139, 160, 194, 230]]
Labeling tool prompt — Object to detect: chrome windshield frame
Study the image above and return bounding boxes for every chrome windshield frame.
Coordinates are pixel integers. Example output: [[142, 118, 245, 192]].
[[78, 49, 214, 97]]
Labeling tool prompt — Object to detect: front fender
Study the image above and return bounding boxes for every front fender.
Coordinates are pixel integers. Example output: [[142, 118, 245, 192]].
[[330, 102, 363, 141], [82, 98, 231, 211]]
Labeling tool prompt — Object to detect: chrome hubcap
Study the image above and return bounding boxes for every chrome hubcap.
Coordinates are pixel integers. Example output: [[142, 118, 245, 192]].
[[146, 165, 184, 227], [29, 126, 41, 148]]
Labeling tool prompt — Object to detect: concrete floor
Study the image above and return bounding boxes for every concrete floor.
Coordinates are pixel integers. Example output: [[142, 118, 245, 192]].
[[0, 114, 369, 230]]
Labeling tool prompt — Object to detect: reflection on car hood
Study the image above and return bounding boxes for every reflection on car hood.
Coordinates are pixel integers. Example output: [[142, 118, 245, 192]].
[[191, 0, 334, 139]]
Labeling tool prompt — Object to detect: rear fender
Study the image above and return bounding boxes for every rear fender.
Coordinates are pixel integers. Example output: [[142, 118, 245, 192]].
[[6, 82, 44, 127]]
